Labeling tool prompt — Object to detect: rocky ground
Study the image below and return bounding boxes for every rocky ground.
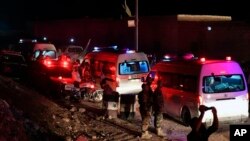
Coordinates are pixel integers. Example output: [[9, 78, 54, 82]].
[[0, 75, 86, 140], [0, 74, 249, 141], [0, 75, 152, 141]]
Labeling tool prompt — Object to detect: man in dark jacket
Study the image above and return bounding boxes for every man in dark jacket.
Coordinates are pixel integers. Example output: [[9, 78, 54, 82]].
[[100, 78, 113, 118]]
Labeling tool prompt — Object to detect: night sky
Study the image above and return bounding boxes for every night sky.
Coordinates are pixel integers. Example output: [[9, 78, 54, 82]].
[[0, 0, 249, 37], [0, 0, 249, 21]]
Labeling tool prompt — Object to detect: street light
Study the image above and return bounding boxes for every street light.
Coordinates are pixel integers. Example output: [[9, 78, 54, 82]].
[[70, 38, 75, 43], [43, 37, 47, 41]]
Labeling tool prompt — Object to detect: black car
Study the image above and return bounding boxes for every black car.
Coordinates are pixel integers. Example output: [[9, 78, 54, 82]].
[[0, 50, 28, 77]]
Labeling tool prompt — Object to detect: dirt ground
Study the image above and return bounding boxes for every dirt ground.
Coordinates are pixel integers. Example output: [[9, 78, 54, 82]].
[[0, 75, 249, 141]]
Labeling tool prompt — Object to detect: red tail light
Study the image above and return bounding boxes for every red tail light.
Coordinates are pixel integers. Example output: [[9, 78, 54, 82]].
[[61, 61, 69, 68], [43, 60, 53, 67], [90, 84, 95, 89]]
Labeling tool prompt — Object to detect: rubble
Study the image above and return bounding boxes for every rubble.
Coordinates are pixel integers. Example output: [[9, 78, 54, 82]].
[[0, 99, 28, 141], [0, 75, 234, 141]]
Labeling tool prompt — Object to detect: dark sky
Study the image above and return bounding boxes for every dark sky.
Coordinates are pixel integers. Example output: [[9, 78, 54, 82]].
[[0, 0, 249, 33], [0, 0, 248, 21]]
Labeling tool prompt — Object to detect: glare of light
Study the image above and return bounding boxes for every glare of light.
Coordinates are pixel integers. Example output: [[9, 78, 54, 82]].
[[19, 39, 23, 43], [126, 50, 135, 53], [164, 55, 170, 59], [112, 45, 118, 49], [93, 47, 100, 52], [207, 26, 212, 31], [163, 54, 176, 61], [32, 39, 37, 43], [200, 57, 206, 62], [58, 76, 62, 80], [70, 38, 74, 43], [43, 37, 47, 41], [226, 56, 231, 61]]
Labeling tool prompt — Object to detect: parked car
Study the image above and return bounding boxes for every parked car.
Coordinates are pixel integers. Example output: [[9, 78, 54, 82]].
[[0, 50, 27, 77], [62, 45, 84, 63]]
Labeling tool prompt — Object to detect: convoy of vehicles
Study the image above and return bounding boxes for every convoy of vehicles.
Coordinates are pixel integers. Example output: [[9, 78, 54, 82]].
[[1, 39, 249, 126], [147, 55, 249, 125]]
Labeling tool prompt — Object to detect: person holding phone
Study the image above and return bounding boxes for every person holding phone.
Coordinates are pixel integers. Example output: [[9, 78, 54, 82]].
[[187, 105, 219, 141]]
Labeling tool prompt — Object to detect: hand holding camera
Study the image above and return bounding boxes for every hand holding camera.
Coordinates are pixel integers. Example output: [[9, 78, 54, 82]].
[[199, 105, 213, 112]]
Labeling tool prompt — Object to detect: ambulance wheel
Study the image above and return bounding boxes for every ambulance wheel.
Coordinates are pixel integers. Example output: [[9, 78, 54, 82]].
[[181, 107, 191, 126]]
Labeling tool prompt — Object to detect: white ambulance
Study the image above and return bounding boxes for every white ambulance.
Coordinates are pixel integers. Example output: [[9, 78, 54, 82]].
[[148, 55, 249, 125], [82, 47, 150, 94], [82, 47, 150, 118]]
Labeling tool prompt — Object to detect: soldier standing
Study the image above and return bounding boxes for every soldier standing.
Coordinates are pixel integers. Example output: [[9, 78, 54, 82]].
[[152, 80, 167, 137], [138, 76, 154, 139]]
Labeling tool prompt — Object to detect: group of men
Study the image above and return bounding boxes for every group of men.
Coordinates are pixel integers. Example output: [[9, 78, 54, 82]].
[[138, 76, 166, 139], [71, 59, 219, 140], [138, 76, 219, 140]]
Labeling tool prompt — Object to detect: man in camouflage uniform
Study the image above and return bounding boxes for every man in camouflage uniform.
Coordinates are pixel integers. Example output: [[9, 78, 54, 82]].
[[138, 76, 154, 139], [152, 80, 167, 137]]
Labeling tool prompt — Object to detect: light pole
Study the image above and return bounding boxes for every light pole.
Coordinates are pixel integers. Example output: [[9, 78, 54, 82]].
[[135, 0, 138, 52]]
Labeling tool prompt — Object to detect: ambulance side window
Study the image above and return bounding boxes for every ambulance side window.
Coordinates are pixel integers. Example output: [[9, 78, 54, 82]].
[[181, 75, 197, 92], [102, 62, 115, 75]]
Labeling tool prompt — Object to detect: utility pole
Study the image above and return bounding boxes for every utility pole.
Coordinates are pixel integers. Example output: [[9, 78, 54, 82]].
[[135, 0, 138, 51]]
